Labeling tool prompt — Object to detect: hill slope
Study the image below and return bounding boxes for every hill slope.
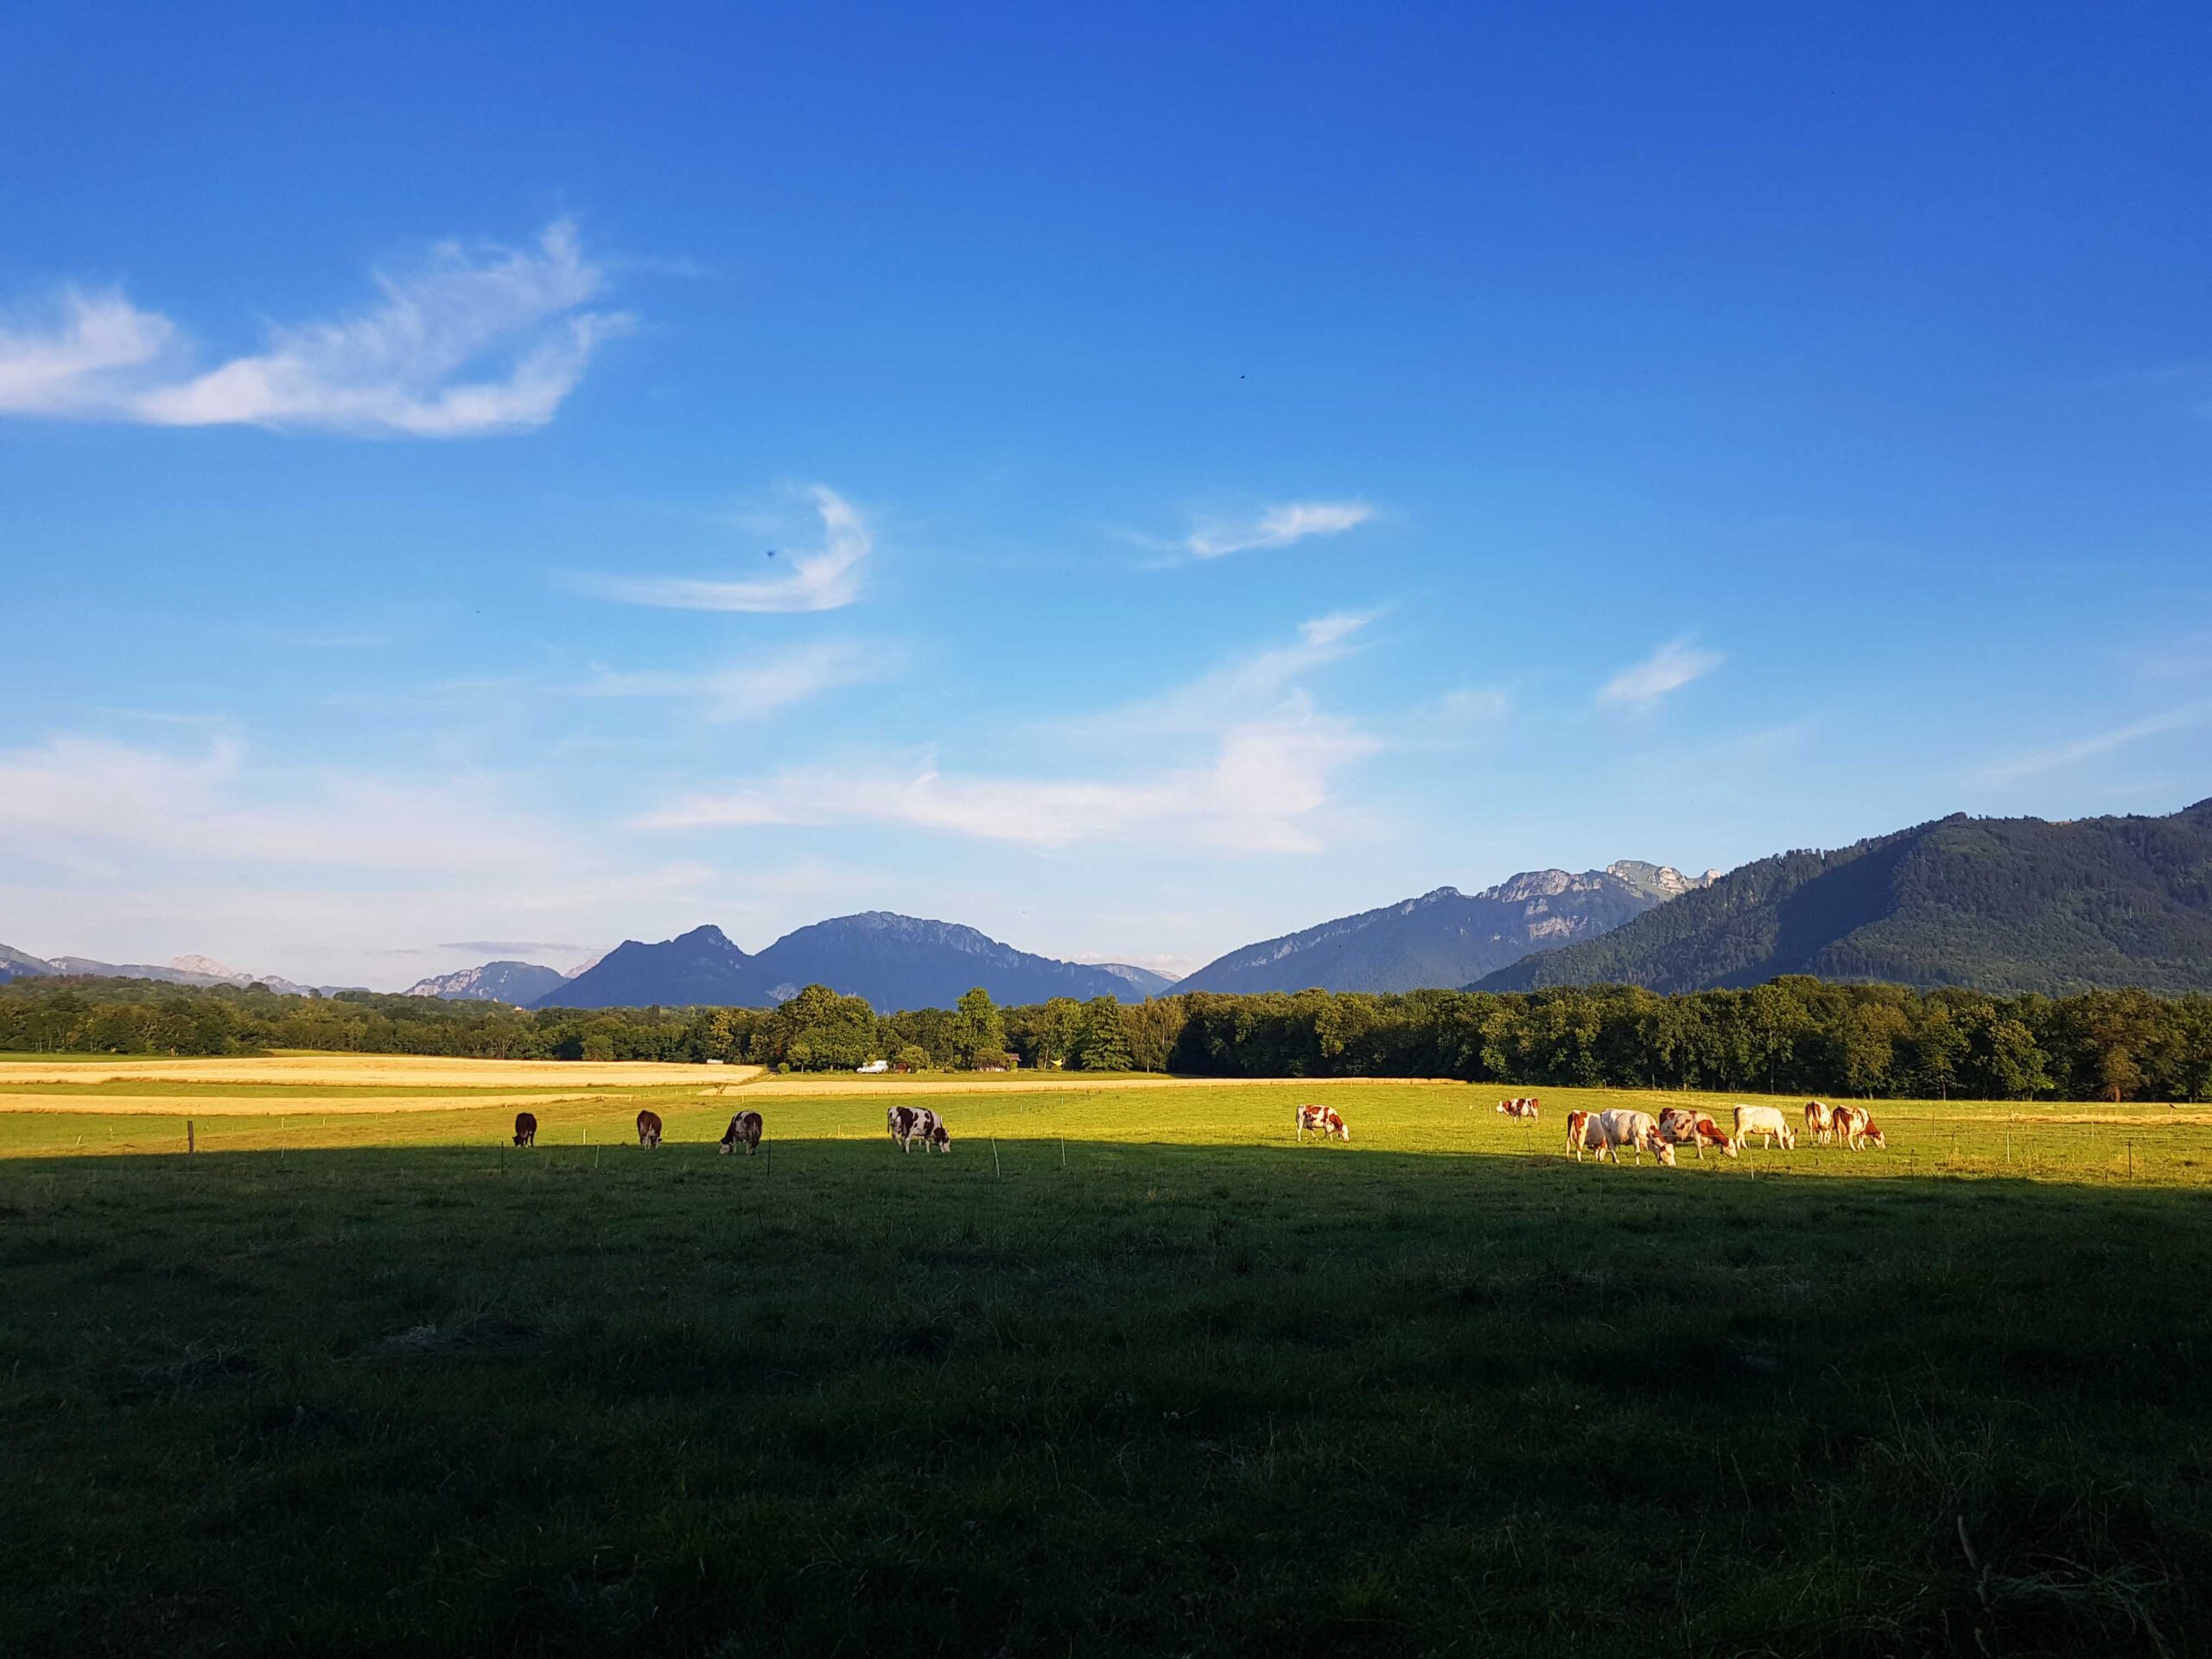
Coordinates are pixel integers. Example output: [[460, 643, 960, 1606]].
[[536, 913, 1143, 1013], [541, 925, 756, 1008], [1475, 799, 2212, 995], [1177, 862, 1713, 995], [0, 944, 58, 985]]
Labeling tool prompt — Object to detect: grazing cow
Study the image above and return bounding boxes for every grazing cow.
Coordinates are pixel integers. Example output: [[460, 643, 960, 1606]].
[[1295, 1103, 1350, 1141], [1804, 1100, 1835, 1145], [1497, 1096, 1541, 1120], [1732, 1103, 1796, 1150], [1564, 1109, 1593, 1160], [1656, 1105, 1738, 1160], [887, 1105, 952, 1154], [512, 1111, 537, 1148], [718, 1109, 764, 1155], [1594, 1108, 1676, 1166], [636, 1109, 663, 1149], [1832, 1103, 1887, 1151]]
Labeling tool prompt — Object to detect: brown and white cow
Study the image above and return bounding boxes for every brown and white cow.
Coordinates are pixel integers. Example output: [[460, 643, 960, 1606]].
[[1832, 1103, 1886, 1150], [512, 1111, 537, 1148], [1497, 1096, 1541, 1121], [1656, 1105, 1738, 1160], [1295, 1103, 1350, 1141], [888, 1105, 952, 1153], [1564, 1109, 1593, 1160], [636, 1109, 663, 1149], [718, 1109, 763, 1155], [1804, 1100, 1835, 1145]]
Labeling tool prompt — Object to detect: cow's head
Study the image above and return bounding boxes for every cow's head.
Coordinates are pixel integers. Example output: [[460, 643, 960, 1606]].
[[1717, 1135, 1739, 1159], [931, 1125, 952, 1151], [1862, 1124, 1886, 1148], [1651, 1138, 1677, 1166]]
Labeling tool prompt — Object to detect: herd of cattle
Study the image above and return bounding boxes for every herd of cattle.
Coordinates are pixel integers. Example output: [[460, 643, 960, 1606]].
[[508, 1104, 931, 1154], [1545, 1098, 1887, 1166], [509, 1107, 767, 1154], [505, 1091, 1881, 1167]]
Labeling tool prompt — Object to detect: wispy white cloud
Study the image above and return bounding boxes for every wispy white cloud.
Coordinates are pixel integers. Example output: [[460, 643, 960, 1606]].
[[0, 289, 177, 414], [575, 486, 873, 613], [641, 709, 1376, 854], [1597, 637, 1724, 707], [574, 639, 888, 721], [438, 939, 588, 955], [1185, 499, 1373, 560], [1978, 700, 2212, 782], [0, 221, 623, 436], [641, 613, 1383, 853], [1055, 608, 1382, 747]]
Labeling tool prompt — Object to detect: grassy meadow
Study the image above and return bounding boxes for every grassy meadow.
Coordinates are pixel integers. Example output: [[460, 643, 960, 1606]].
[[3, 1058, 2209, 1655]]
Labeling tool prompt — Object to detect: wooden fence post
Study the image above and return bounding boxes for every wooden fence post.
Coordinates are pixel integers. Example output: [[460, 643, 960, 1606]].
[[186, 1119, 194, 1155]]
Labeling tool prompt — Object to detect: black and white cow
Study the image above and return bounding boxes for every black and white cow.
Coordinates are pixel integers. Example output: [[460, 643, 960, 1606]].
[[636, 1109, 663, 1149], [718, 1109, 764, 1155], [512, 1111, 537, 1147], [887, 1104, 952, 1153]]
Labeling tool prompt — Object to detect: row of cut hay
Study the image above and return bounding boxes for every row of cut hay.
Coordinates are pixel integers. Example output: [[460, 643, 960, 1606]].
[[0, 1090, 619, 1118], [0, 1054, 763, 1089]]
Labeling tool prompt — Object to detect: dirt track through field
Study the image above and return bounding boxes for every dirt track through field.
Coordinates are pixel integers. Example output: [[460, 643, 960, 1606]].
[[0, 1090, 620, 1117], [724, 1074, 1460, 1097]]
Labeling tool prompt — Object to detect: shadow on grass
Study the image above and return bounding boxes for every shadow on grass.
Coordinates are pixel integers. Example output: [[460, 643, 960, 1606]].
[[2, 1141, 2207, 1656]]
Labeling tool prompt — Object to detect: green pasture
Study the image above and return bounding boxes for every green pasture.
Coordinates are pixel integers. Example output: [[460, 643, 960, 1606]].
[[3, 1077, 2208, 1185], [3, 1080, 2209, 1654]]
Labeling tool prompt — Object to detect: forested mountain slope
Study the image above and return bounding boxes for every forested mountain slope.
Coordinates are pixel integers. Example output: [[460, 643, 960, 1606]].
[[1475, 799, 2212, 995]]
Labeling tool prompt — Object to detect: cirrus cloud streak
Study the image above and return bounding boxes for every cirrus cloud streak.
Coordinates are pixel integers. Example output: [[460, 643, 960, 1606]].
[[0, 221, 624, 436]]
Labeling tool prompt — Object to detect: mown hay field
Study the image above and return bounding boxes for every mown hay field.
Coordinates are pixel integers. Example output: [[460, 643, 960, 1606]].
[[3, 1058, 2209, 1655]]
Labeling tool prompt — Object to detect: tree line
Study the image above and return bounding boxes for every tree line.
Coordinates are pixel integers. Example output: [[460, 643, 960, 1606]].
[[6, 973, 2210, 1101]]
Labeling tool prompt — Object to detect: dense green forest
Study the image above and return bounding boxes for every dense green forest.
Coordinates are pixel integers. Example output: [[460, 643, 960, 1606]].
[[6, 973, 2210, 1103], [1481, 798, 2212, 996]]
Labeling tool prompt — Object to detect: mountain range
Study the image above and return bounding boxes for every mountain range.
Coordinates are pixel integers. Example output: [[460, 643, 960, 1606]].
[[1174, 861, 1718, 995], [0, 948, 352, 996], [536, 913, 1166, 1014], [1475, 798, 2212, 996], [11, 799, 2208, 1011]]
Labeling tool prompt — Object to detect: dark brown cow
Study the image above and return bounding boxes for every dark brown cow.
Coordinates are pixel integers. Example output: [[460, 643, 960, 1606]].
[[718, 1109, 764, 1155], [512, 1111, 537, 1147], [636, 1109, 663, 1149]]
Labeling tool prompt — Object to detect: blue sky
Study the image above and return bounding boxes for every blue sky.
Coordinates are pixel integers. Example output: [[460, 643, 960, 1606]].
[[3, 3, 2209, 988]]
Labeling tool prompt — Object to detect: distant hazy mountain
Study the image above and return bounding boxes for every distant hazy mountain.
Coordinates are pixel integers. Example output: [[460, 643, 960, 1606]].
[[39, 953, 319, 995], [1474, 800, 2212, 996], [0, 947, 339, 995], [404, 961, 571, 1005], [1176, 861, 1716, 995], [1090, 962, 1179, 997], [537, 913, 1147, 1013]]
